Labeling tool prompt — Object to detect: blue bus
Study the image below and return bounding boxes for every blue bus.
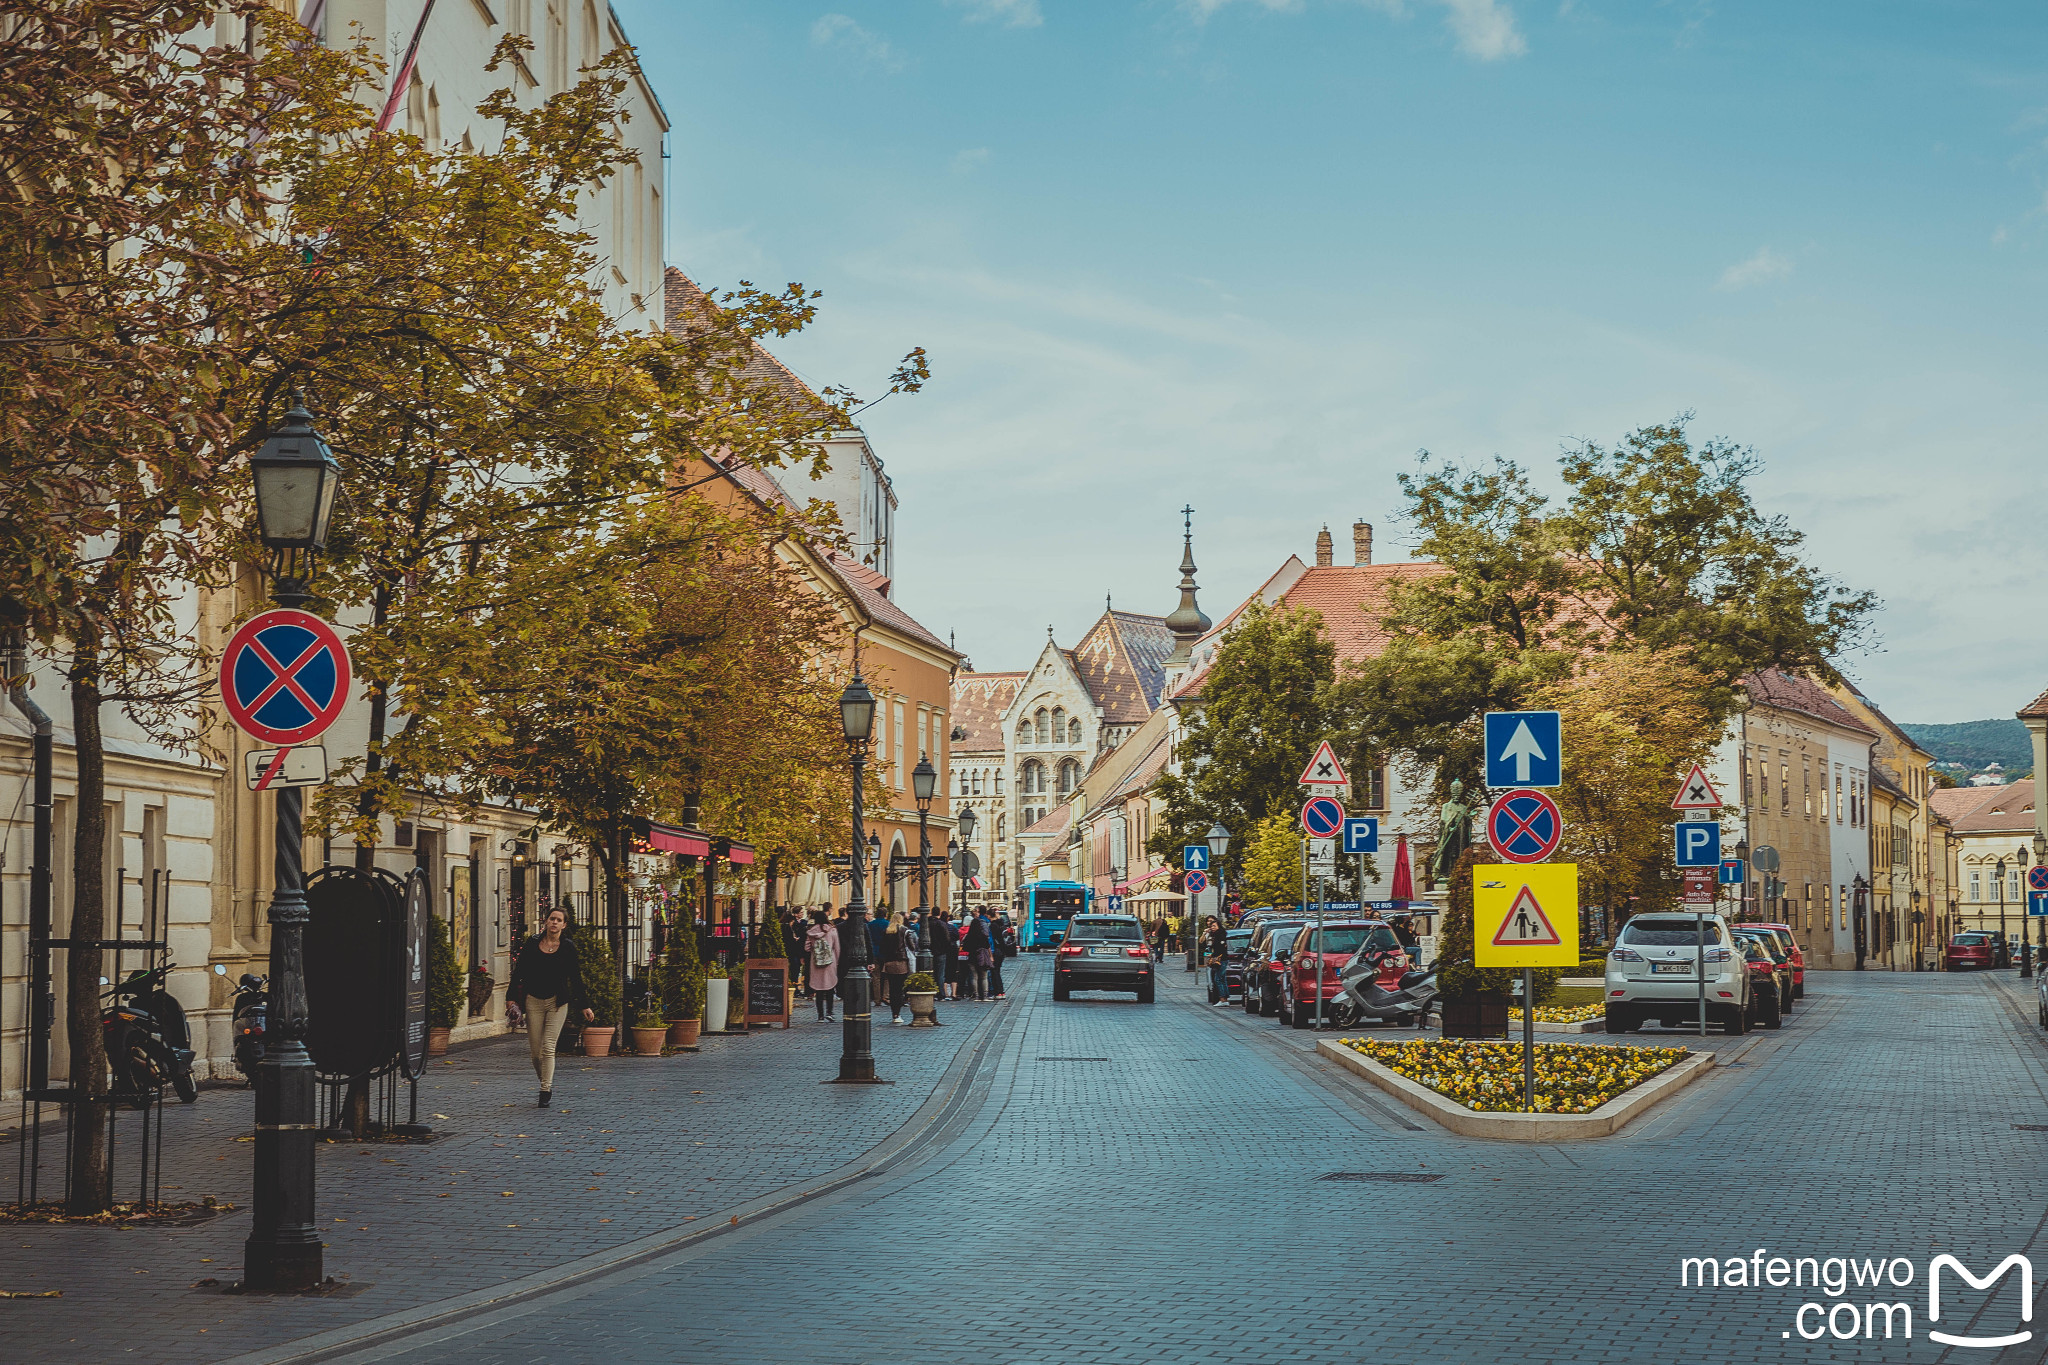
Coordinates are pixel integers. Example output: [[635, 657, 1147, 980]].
[[1021, 880, 1094, 949]]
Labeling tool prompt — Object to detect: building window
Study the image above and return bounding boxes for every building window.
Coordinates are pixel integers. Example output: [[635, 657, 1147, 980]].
[[1052, 706, 1065, 739], [956, 771, 967, 797], [1835, 770, 1844, 824], [1970, 871, 1981, 902], [994, 772, 1003, 795], [996, 812, 1006, 840], [1802, 758, 1811, 819], [1068, 718, 1081, 744], [1779, 758, 1790, 813], [1363, 765, 1387, 811], [1758, 749, 1769, 804], [894, 700, 906, 791], [1017, 720, 1032, 746], [1035, 709, 1050, 745], [1057, 759, 1078, 794], [1742, 751, 1752, 800]]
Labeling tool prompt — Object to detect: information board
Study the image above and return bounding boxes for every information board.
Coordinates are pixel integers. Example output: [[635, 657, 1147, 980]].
[[744, 958, 791, 1028]]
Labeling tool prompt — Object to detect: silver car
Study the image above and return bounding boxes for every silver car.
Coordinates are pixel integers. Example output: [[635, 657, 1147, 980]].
[[1604, 913, 1755, 1035]]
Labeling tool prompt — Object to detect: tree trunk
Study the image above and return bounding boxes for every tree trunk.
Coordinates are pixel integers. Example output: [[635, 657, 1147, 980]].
[[65, 644, 110, 1214]]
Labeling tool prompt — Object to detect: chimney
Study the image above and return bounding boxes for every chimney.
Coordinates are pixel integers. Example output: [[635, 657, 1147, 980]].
[[1353, 520, 1373, 566], [1314, 526, 1333, 568]]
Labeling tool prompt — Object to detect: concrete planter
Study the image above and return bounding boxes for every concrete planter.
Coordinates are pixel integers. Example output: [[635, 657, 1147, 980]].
[[1315, 1038, 1715, 1141], [702, 977, 729, 1032], [906, 991, 938, 1026]]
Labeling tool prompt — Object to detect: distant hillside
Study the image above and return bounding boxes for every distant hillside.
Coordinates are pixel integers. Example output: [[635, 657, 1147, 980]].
[[1900, 719, 2033, 772]]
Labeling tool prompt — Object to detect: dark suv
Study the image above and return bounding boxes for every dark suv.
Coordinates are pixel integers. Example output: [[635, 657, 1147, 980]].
[[1053, 915, 1155, 1002]]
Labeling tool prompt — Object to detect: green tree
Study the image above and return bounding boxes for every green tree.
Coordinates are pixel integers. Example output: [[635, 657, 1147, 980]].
[[1236, 813, 1305, 908], [1146, 601, 1338, 880], [655, 917, 703, 1021], [427, 918, 463, 1029], [571, 922, 622, 1031]]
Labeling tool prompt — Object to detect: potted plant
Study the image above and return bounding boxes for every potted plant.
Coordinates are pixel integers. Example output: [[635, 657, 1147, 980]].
[[572, 922, 622, 1056], [426, 918, 463, 1053], [657, 924, 704, 1047], [905, 970, 939, 1026], [630, 1005, 669, 1056], [702, 963, 730, 1034]]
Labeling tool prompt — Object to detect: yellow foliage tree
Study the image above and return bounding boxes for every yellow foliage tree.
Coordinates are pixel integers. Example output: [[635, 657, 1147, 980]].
[[1237, 813, 1305, 908]]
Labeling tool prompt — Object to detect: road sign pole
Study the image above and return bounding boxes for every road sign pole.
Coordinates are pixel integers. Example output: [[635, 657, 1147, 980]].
[[1522, 966, 1534, 1110], [1696, 907, 1707, 1038]]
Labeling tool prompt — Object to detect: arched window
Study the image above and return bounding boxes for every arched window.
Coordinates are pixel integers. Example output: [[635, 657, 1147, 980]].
[[1058, 759, 1078, 794], [956, 770, 967, 797], [1068, 718, 1082, 744], [994, 771, 1004, 795], [1017, 719, 1032, 746], [1022, 760, 1043, 794], [996, 812, 1006, 840], [1035, 709, 1050, 744], [1052, 707, 1066, 739]]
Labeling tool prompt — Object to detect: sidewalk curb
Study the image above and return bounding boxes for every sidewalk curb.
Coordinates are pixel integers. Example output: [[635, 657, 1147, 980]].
[[219, 1003, 1017, 1365], [1313, 1038, 1716, 1141]]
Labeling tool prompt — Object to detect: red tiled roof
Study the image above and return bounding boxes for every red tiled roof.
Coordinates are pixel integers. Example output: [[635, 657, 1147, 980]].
[[950, 672, 1024, 753], [1099, 732, 1171, 806], [2021, 686, 2048, 721], [1021, 805, 1072, 839], [1742, 669, 1876, 738], [1071, 610, 1175, 725], [1930, 780, 2037, 833], [823, 550, 949, 655], [664, 268, 834, 426]]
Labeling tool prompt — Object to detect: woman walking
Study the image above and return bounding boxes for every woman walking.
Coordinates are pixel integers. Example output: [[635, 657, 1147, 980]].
[[506, 906, 593, 1108], [963, 910, 993, 1002], [804, 909, 841, 1021], [932, 909, 960, 1000], [879, 911, 913, 1023]]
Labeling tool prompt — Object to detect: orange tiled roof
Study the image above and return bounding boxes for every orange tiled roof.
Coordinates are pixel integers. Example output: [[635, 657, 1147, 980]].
[[2020, 686, 2048, 720], [950, 672, 1024, 753], [1930, 779, 2037, 833], [1742, 669, 1876, 738]]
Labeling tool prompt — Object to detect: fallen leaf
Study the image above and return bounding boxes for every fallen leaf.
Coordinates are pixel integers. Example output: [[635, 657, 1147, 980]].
[[0, 1290, 60, 1298], [729, 1216, 739, 1227], [598, 1218, 611, 1223], [432, 1114, 450, 1120], [603, 1147, 616, 1153], [500, 1191, 515, 1197]]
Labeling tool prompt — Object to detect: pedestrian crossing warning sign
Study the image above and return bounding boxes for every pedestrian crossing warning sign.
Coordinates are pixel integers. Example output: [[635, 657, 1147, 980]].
[[1473, 863, 1579, 967]]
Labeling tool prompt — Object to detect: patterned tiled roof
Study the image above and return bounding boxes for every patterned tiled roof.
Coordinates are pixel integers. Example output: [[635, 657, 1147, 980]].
[[2020, 686, 2048, 720], [950, 672, 1024, 753], [1742, 669, 1876, 738], [1071, 610, 1176, 724], [1930, 780, 2036, 833]]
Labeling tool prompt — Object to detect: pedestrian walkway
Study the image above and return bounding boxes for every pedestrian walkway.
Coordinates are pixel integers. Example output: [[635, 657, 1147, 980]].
[[0, 976, 1021, 1365]]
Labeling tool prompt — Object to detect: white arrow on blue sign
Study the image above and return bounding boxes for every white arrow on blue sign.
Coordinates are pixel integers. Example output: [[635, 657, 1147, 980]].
[[1342, 817, 1379, 854], [1106, 895, 1124, 913], [1183, 845, 1209, 872], [1674, 822, 1721, 868], [1484, 711, 1561, 789]]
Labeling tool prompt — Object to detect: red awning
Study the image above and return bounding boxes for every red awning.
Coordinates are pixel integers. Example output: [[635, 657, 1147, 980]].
[[645, 823, 710, 857], [724, 842, 755, 866]]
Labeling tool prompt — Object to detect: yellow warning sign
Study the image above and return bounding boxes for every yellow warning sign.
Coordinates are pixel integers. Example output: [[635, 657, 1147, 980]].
[[1473, 863, 1579, 968]]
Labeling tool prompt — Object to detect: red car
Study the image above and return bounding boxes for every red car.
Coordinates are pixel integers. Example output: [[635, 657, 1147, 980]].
[[1283, 920, 1405, 1029], [1753, 923, 1805, 998], [1946, 932, 1998, 971]]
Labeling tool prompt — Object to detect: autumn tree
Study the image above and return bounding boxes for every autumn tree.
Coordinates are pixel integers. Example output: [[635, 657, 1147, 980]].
[[1236, 813, 1305, 909]]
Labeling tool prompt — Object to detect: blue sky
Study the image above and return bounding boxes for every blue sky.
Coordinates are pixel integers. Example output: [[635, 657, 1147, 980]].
[[616, 0, 2048, 723]]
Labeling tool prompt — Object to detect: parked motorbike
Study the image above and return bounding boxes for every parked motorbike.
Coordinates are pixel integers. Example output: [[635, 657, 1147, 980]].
[[1328, 950, 1439, 1029], [101, 964, 199, 1106], [230, 969, 269, 1085]]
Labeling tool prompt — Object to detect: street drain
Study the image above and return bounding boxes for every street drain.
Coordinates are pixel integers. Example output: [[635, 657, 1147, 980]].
[[1036, 1057, 1110, 1062], [2014, 1124, 2048, 1132], [1318, 1172, 1446, 1183]]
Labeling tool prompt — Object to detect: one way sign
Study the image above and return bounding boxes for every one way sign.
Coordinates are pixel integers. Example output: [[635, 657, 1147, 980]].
[[1484, 711, 1561, 789]]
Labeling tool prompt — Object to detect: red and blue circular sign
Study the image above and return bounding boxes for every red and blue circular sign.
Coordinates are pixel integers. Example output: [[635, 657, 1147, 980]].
[[1486, 788, 1562, 863], [1185, 869, 1209, 896], [219, 608, 351, 745], [2032, 866, 2048, 893], [1300, 796, 1346, 840]]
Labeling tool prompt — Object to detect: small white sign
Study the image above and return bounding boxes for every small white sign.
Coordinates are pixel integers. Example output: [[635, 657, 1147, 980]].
[[244, 745, 329, 791], [1309, 838, 1337, 868]]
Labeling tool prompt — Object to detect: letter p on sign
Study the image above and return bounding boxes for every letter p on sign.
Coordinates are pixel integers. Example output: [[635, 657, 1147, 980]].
[[1674, 822, 1721, 868]]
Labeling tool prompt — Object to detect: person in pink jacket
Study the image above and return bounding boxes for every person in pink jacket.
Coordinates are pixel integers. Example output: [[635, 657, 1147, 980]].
[[804, 909, 841, 1021]]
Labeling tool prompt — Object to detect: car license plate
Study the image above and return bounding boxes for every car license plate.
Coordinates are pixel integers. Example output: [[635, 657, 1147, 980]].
[[1090, 947, 1118, 956], [1650, 962, 1692, 975]]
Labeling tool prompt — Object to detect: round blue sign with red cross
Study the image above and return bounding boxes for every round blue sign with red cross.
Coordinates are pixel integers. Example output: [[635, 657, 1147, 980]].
[[1486, 787, 1562, 864], [218, 608, 351, 745], [1300, 796, 1346, 840], [1185, 870, 1209, 896], [2032, 866, 2048, 893]]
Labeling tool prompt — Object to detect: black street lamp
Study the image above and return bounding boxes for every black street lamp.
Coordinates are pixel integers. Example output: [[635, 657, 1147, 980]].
[[911, 756, 937, 976], [1997, 857, 2010, 970], [2017, 846, 2033, 978], [242, 397, 339, 1292], [834, 674, 882, 1082], [1187, 821, 1229, 972]]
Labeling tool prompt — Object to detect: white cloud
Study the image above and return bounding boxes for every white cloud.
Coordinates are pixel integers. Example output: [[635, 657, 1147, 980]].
[[951, 147, 992, 174], [809, 14, 906, 72], [1177, 0, 1303, 21], [945, 0, 1044, 27], [1437, 0, 1526, 59], [1717, 246, 1793, 290]]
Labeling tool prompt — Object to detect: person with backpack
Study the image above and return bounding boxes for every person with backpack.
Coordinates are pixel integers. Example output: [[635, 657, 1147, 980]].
[[988, 912, 1018, 1000], [804, 908, 840, 1021], [879, 911, 913, 1023]]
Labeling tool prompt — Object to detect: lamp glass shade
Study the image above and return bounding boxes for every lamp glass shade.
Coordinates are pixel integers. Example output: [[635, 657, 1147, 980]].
[[866, 833, 881, 866], [1205, 821, 1230, 859], [947, 838, 959, 856], [958, 805, 977, 841], [838, 673, 877, 742], [911, 755, 937, 802], [250, 403, 341, 550]]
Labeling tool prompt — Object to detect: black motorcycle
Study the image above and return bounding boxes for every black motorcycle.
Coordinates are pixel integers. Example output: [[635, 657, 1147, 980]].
[[230, 970, 269, 1085], [101, 965, 198, 1106]]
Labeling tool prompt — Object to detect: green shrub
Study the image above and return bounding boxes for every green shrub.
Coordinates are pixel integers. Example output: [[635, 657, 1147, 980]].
[[427, 917, 463, 1028], [755, 908, 789, 960], [570, 923, 622, 1027], [906, 971, 937, 993], [656, 918, 703, 1020], [1435, 849, 1563, 1006], [704, 962, 729, 980], [1575, 958, 1609, 977]]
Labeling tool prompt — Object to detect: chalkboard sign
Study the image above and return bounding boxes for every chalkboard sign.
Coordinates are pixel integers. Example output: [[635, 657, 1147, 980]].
[[399, 869, 432, 1077], [744, 958, 790, 1028]]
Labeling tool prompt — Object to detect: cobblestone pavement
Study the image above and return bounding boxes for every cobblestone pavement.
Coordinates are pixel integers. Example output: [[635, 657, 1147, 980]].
[[333, 962, 2048, 1365], [0, 978, 1012, 1365]]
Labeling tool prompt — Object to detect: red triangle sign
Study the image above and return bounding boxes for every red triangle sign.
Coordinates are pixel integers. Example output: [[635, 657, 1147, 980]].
[[1298, 739, 1349, 787], [1490, 885, 1563, 946], [1670, 763, 1724, 810]]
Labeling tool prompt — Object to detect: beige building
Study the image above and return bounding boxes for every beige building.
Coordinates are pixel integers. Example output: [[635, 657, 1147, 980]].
[[1931, 780, 2039, 954], [1830, 683, 1943, 969]]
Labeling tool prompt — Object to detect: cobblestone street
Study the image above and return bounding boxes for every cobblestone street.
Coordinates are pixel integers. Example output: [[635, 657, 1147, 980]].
[[11, 958, 2048, 1364]]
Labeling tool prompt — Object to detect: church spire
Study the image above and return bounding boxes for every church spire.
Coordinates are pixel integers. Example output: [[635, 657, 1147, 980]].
[[1163, 505, 1210, 665]]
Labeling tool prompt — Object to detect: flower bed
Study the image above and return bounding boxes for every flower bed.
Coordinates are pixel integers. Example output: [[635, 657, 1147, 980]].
[[1339, 1038, 1688, 1114], [1508, 1002, 1605, 1025]]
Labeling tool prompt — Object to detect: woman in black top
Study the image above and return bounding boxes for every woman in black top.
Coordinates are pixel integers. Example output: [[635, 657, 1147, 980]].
[[507, 906, 592, 1107]]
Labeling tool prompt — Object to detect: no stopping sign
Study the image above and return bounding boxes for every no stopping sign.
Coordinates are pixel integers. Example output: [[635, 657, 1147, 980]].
[[219, 609, 351, 745]]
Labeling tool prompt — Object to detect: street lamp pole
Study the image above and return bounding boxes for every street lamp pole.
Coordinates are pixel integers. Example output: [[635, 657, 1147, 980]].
[[912, 756, 936, 976], [242, 397, 341, 1292], [834, 674, 881, 1082], [1997, 857, 2009, 970]]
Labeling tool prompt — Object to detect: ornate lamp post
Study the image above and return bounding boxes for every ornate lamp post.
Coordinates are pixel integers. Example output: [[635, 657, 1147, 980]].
[[1997, 857, 2009, 970], [834, 674, 882, 1082], [2018, 846, 2033, 977], [912, 757, 937, 973], [243, 397, 341, 1292]]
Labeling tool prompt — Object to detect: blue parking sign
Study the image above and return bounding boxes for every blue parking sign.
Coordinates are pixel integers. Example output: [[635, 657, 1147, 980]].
[[1674, 822, 1721, 868], [1342, 817, 1379, 854]]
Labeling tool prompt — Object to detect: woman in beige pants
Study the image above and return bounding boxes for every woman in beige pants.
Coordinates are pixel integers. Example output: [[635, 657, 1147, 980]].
[[507, 907, 592, 1107]]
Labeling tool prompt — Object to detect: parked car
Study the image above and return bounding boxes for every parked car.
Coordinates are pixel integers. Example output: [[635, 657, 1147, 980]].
[[1946, 932, 1998, 971], [1222, 928, 1253, 1000], [1733, 928, 1796, 1013], [1732, 934, 1787, 1030], [1247, 923, 1307, 1017], [1282, 920, 1405, 1029], [1604, 913, 1754, 1035], [1052, 915, 1155, 1002], [1752, 923, 1805, 998]]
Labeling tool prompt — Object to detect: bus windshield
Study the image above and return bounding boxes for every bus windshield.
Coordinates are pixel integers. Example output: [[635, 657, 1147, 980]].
[[1032, 887, 1087, 918]]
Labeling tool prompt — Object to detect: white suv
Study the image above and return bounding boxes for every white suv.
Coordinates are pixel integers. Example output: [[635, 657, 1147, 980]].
[[1604, 913, 1754, 1035]]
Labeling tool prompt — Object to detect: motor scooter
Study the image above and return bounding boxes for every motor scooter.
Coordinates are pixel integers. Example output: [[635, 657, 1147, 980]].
[[230, 969, 269, 1085], [1328, 949, 1439, 1029], [101, 964, 199, 1106]]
